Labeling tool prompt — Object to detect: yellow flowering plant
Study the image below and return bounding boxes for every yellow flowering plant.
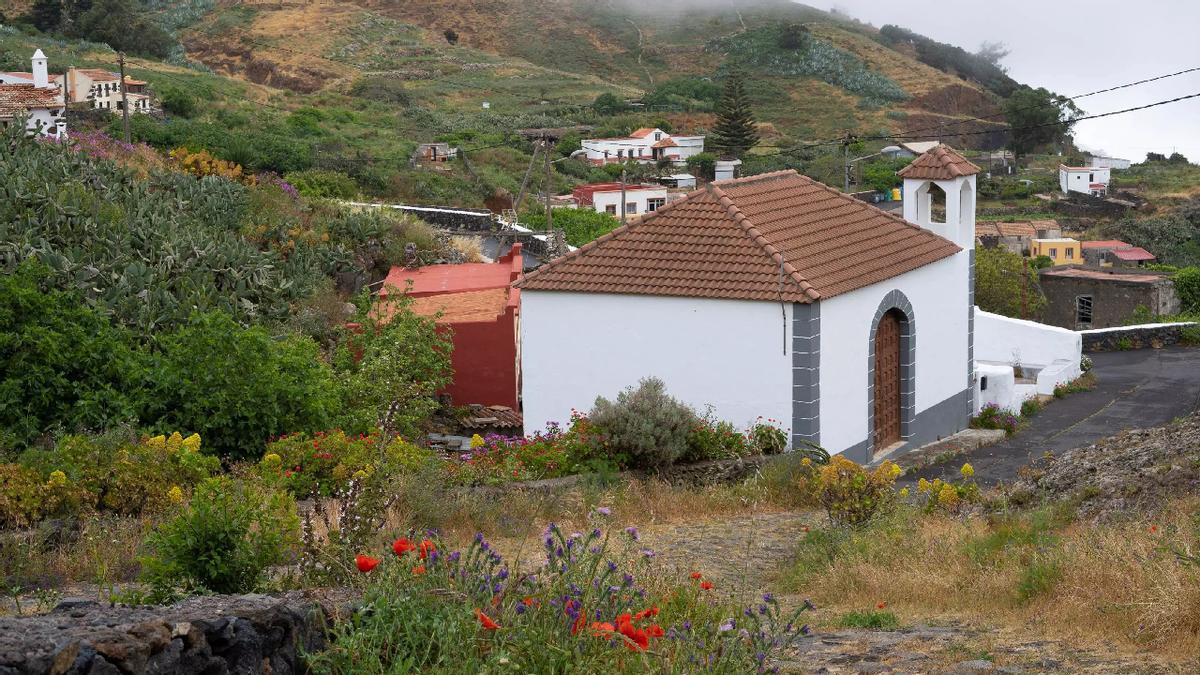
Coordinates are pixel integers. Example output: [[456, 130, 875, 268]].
[[812, 455, 902, 527], [914, 463, 981, 515], [261, 430, 435, 497]]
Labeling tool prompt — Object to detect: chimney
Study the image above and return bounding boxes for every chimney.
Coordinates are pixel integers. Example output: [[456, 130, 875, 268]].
[[31, 49, 49, 89]]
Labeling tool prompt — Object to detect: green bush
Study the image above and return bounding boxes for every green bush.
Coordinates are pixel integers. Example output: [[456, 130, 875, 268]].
[[284, 169, 359, 200], [589, 377, 697, 470], [521, 208, 620, 247], [687, 152, 717, 180], [748, 419, 790, 455], [1174, 267, 1200, 312], [261, 430, 435, 497], [837, 609, 900, 630], [349, 76, 412, 105], [144, 312, 338, 461], [0, 264, 146, 451], [158, 86, 197, 119], [141, 477, 298, 598], [812, 456, 901, 528], [20, 430, 219, 517], [970, 404, 1020, 435], [333, 294, 453, 439], [1020, 398, 1043, 418], [0, 463, 87, 529], [683, 410, 752, 463]]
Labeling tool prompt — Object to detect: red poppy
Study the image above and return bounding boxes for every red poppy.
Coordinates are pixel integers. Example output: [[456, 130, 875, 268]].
[[522, 597, 535, 607], [634, 606, 659, 620], [618, 622, 649, 651], [393, 537, 416, 556], [646, 624, 665, 638], [689, 571, 703, 580], [571, 612, 586, 636], [419, 539, 437, 560], [412, 565, 426, 576], [877, 602, 887, 609], [474, 608, 501, 630], [590, 621, 616, 636], [1150, 525, 1159, 533], [355, 554, 380, 573], [700, 581, 714, 591]]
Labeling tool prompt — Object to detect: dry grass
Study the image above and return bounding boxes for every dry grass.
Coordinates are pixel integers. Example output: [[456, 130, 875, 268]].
[[449, 235, 484, 262], [783, 498, 1200, 659]]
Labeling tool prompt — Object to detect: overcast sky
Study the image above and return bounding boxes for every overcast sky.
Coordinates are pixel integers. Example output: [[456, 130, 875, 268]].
[[808, 0, 1200, 162]]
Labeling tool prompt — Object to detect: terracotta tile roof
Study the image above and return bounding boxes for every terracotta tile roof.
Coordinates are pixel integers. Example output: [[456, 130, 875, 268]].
[[976, 222, 1036, 238], [1111, 246, 1156, 262], [409, 288, 509, 323], [0, 84, 60, 116], [1080, 239, 1130, 250], [897, 144, 981, 180], [516, 170, 960, 303], [1041, 267, 1164, 283], [629, 128, 657, 138], [457, 405, 523, 431], [651, 138, 679, 148]]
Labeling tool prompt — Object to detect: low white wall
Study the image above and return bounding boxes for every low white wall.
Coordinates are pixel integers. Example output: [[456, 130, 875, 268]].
[[976, 363, 1018, 412], [974, 309, 1082, 412], [520, 291, 792, 436], [975, 309, 1082, 370]]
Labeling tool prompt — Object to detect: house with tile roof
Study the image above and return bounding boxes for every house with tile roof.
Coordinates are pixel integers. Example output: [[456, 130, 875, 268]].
[[516, 145, 984, 462], [580, 128, 705, 166], [0, 50, 66, 138], [1059, 165, 1110, 197], [376, 244, 524, 409]]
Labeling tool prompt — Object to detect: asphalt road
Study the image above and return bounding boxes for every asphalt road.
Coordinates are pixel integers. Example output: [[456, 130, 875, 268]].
[[908, 347, 1200, 486]]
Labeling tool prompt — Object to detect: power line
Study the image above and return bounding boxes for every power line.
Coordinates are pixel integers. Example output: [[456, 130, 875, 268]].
[[892, 65, 1200, 141], [754, 90, 1200, 157]]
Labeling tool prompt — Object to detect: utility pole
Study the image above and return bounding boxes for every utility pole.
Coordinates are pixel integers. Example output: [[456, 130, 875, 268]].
[[117, 53, 130, 144], [842, 131, 854, 193], [543, 138, 553, 233], [620, 167, 627, 225]]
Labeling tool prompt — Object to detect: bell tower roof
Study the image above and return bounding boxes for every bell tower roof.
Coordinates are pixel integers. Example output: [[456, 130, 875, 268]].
[[898, 144, 981, 181]]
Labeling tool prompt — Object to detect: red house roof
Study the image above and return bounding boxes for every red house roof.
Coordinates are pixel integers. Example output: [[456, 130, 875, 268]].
[[518, 170, 959, 302], [571, 182, 664, 207], [1081, 240, 1130, 250], [0, 84, 59, 116], [379, 247, 522, 300], [1111, 247, 1156, 262]]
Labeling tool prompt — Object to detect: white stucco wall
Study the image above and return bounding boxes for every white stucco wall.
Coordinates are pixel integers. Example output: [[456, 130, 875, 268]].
[[975, 309, 1082, 370], [817, 253, 971, 454], [520, 291, 792, 435], [590, 188, 668, 216]]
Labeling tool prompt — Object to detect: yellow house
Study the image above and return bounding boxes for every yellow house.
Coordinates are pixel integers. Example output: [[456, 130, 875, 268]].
[[1031, 237, 1081, 266]]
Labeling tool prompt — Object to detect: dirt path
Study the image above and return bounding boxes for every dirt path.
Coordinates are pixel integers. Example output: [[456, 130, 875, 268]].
[[636, 511, 1187, 674]]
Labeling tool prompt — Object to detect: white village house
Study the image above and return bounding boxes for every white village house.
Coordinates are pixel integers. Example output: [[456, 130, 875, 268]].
[[568, 182, 672, 217], [0, 50, 66, 138], [518, 146, 997, 462], [1059, 164, 1110, 197], [580, 128, 705, 166]]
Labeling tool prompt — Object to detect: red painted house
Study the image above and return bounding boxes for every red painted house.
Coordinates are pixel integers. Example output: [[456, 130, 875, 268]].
[[377, 244, 523, 409]]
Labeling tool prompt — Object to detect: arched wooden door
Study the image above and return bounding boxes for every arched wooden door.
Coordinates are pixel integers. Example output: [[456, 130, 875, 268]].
[[873, 309, 903, 451]]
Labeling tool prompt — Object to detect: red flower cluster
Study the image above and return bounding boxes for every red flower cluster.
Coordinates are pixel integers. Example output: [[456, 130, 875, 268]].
[[692, 571, 714, 590], [355, 554, 380, 573]]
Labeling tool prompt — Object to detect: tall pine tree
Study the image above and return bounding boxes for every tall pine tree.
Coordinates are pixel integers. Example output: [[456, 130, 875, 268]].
[[709, 74, 759, 159]]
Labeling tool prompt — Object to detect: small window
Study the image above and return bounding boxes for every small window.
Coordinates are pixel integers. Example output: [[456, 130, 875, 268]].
[[1089, 173, 1094, 182], [647, 198, 666, 212], [654, 132, 662, 140], [626, 202, 637, 214], [605, 205, 617, 215], [1076, 295, 1093, 327], [980, 376, 988, 391], [1066, 248, 1074, 259], [1050, 248, 1058, 258]]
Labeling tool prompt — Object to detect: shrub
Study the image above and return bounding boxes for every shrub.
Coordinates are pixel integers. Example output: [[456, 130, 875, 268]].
[[1173, 267, 1200, 312], [158, 86, 197, 118], [521, 207, 619, 247], [261, 430, 435, 497], [813, 455, 901, 527], [914, 464, 980, 515], [21, 430, 219, 517], [145, 312, 339, 461], [970, 403, 1020, 435], [169, 146, 249, 183], [141, 477, 298, 599], [307, 516, 813, 672], [683, 409, 752, 463], [589, 378, 698, 470], [349, 76, 413, 105], [332, 294, 453, 438], [0, 464, 87, 529], [444, 414, 603, 485], [284, 169, 358, 200], [837, 609, 900, 630], [0, 264, 146, 451], [1020, 398, 1043, 418], [748, 418, 790, 455]]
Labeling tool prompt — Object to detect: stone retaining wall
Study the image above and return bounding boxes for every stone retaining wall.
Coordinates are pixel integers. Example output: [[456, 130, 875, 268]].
[[0, 592, 349, 675], [468, 454, 779, 496], [1080, 322, 1198, 352]]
